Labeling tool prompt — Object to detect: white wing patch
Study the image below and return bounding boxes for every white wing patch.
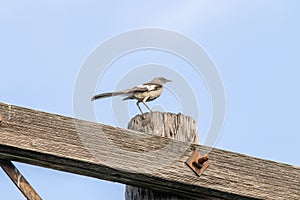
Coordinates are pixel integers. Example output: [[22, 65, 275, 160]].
[[137, 84, 157, 91]]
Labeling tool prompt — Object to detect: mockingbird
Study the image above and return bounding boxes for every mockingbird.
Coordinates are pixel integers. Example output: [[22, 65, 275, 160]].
[[91, 77, 171, 116]]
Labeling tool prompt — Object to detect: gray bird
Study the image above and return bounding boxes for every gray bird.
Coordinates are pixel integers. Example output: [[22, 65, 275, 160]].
[[91, 77, 171, 116]]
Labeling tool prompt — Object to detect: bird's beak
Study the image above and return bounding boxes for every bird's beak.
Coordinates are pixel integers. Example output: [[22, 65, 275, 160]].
[[166, 79, 172, 82]]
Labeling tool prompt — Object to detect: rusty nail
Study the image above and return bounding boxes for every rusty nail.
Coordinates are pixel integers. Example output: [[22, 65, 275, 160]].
[[185, 151, 209, 176], [193, 155, 209, 168]]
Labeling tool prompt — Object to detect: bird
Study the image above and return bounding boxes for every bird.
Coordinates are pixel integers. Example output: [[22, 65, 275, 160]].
[[91, 77, 171, 116]]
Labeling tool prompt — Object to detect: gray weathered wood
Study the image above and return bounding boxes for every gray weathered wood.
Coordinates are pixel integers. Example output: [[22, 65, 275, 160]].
[[0, 102, 299, 199], [125, 112, 198, 200]]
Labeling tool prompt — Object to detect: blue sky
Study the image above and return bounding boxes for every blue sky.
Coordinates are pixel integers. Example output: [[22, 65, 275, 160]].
[[1, 1, 300, 199]]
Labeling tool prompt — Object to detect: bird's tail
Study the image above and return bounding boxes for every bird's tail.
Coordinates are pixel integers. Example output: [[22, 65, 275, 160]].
[[91, 91, 125, 101]]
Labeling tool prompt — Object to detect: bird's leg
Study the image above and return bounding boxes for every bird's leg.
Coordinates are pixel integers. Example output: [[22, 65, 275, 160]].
[[142, 97, 153, 112], [136, 101, 144, 116]]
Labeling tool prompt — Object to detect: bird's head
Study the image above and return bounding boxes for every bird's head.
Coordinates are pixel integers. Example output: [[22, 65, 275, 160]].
[[150, 77, 172, 85]]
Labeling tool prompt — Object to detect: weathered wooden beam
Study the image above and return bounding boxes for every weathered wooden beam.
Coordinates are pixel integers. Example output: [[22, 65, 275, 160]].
[[0, 159, 42, 200], [0, 102, 299, 199]]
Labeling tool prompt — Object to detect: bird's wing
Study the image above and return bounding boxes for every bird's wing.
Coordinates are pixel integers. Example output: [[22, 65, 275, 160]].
[[92, 83, 163, 101], [126, 83, 162, 93]]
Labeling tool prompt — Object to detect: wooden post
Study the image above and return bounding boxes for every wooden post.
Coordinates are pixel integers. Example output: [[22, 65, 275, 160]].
[[125, 112, 198, 200]]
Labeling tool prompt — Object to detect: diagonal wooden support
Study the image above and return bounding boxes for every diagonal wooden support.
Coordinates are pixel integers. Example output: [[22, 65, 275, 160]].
[[0, 159, 42, 200]]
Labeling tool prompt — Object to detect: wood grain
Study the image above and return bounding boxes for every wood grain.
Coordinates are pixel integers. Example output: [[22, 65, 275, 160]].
[[125, 112, 198, 200], [0, 102, 299, 199]]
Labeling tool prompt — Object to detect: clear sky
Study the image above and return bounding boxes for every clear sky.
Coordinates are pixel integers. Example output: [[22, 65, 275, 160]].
[[1, 1, 300, 199]]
